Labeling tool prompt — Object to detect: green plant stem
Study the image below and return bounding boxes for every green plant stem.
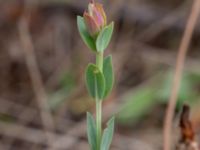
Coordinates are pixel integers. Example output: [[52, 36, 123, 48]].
[[96, 51, 103, 150], [96, 52, 103, 71], [96, 99, 102, 150]]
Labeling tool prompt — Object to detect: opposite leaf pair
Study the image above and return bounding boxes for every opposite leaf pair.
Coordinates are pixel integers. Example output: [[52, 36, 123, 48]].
[[77, 16, 114, 52], [87, 112, 115, 150], [86, 55, 114, 100]]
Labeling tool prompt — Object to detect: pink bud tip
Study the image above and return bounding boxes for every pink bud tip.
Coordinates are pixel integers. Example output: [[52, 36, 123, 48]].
[[83, 1, 107, 37]]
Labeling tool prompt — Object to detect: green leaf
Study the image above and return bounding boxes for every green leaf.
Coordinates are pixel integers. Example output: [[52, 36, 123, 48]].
[[77, 16, 96, 51], [103, 55, 114, 98], [157, 71, 193, 104], [101, 117, 115, 150], [85, 64, 105, 99], [96, 22, 114, 52], [117, 87, 157, 125], [87, 112, 97, 150]]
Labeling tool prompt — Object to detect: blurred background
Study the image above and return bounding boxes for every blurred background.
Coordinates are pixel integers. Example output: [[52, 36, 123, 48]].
[[0, 0, 200, 149]]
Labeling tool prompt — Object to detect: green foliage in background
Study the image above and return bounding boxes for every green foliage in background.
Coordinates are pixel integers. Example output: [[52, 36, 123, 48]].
[[117, 70, 200, 125]]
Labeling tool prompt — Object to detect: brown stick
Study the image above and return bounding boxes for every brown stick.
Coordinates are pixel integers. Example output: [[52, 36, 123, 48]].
[[163, 0, 200, 150]]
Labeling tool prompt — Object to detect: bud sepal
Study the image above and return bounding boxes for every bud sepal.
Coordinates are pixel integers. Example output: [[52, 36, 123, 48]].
[[96, 22, 114, 52], [77, 16, 96, 52]]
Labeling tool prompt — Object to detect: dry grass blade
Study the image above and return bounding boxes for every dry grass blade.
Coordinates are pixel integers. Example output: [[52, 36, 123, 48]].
[[18, 3, 56, 149]]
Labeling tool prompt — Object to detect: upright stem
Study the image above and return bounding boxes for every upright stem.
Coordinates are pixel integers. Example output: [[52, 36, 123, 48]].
[[96, 52, 103, 71], [96, 99, 102, 150], [96, 51, 103, 150]]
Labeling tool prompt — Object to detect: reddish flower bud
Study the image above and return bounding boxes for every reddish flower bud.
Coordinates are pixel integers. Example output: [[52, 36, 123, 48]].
[[83, 1, 107, 37]]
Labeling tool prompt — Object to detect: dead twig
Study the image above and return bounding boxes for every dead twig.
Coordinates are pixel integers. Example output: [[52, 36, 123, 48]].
[[163, 0, 200, 150]]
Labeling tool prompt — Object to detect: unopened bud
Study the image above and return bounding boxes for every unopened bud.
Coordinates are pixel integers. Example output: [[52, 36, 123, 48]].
[[83, 1, 107, 37]]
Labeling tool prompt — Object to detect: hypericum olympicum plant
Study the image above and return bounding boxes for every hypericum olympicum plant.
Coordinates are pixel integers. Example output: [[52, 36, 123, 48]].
[[77, 0, 114, 150]]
